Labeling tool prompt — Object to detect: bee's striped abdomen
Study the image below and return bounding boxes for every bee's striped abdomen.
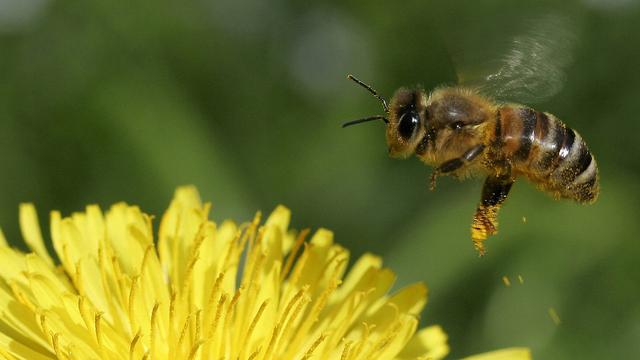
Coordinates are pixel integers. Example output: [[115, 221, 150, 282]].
[[545, 122, 599, 203], [496, 106, 599, 203]]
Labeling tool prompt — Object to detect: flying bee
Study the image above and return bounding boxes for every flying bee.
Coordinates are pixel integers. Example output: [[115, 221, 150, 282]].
[[344, 74, 599, 255], [342, 14, 600, 255]]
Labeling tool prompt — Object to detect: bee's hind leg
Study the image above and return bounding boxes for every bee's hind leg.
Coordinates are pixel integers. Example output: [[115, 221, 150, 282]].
[[472, 173, 514, 256], [430, 144, 485, 190]]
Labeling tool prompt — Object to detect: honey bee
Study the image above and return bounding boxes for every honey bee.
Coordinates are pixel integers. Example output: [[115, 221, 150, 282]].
[[343, 14, 600, 256], [344, 74, 599, 255]]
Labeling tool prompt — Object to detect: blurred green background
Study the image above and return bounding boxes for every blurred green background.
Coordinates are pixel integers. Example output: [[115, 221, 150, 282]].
[[1, 0, 639, 358]]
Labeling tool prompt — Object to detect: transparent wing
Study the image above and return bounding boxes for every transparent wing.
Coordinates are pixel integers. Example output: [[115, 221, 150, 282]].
[[452, 14, 579, 104]]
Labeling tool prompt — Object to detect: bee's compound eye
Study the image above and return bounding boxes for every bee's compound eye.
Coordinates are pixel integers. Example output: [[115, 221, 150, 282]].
[[398, 110, 419, 139]]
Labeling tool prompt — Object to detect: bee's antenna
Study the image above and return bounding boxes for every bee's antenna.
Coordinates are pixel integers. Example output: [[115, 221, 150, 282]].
[[342, 115, 388, 128], [347, 74, 389, 113]]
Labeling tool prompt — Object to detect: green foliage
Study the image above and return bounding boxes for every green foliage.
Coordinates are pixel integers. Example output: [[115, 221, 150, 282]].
[[1, 0, 639, 358]]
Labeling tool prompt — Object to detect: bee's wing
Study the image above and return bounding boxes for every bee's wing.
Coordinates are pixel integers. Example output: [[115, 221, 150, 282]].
[[451, 14, 578, 104]]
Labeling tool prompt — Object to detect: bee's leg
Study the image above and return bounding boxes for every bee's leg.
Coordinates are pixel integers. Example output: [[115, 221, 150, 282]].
[[471, 173, 514, 256], [429, 172, 438, 191], [430, 144, 485, 190]]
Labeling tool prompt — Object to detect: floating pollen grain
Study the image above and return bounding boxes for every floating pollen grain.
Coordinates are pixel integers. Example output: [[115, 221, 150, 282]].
[[502, 276, 511, 287], [548, 307, 561, 325], [522, 216, 527, 223], [517, 275, 524, 284]]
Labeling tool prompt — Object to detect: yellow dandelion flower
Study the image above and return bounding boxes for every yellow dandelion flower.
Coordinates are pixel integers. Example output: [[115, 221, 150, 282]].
[[0, 186, 530, 359]]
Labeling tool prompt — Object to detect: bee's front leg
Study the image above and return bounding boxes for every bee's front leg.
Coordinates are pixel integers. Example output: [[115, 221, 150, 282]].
[[472, 173, 514, 256], [430, 144, 485, 190]]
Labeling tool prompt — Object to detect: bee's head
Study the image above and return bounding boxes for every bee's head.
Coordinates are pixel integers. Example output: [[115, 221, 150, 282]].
[[343, 75, 427, 158], [386, 88, 428, 158]]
